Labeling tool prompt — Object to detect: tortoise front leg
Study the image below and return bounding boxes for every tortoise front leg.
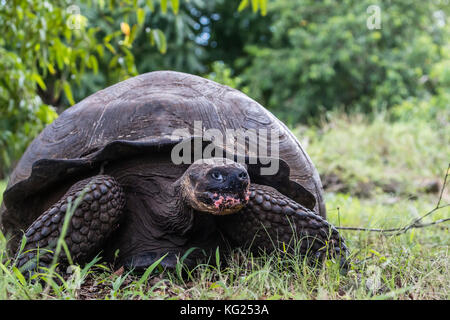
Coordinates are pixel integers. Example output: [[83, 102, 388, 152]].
[[218, 184, 348, 268], [16, 175, 125, 274]]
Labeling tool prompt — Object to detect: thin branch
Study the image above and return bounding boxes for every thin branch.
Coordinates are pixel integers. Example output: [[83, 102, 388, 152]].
[[335, 163, 450, 235], [409, 217, 450, 229], [436, 163, 449, 208]]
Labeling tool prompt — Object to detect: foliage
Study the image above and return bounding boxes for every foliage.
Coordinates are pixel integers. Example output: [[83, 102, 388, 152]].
[[0, 0, 170, 106], [237, 0, 268, 16], [0, 48, 58, 176], [206, 61, 249, 94], [201, 0, 271, 67], [241, 0, 450, 125], [390, 42, 450, 124], [0, 0, 174, 177]]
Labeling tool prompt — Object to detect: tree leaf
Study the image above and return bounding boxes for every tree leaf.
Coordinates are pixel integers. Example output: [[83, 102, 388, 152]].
[[96, 44, 104, 58], [32, 73, 46, 90], [128, 24, 138, 45], [105, 43, 116, 54], [152, 29, 167, 54], [108, 55, 119, 68], [63, 81, 75, 105], [160, 0, 167, 14], [171, 0, 179, 15], [259, 0, 267, 16], [137, 8, 145, 26], [47, 63, 56, 75], [251, 0, 259, 13], [146, 0, 154, 11], [238, 0, 249, 12], [89, 55, 98, 74]]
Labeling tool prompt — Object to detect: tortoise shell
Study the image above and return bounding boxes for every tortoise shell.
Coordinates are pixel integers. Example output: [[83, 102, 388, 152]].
[[0, 71, 326, 244]]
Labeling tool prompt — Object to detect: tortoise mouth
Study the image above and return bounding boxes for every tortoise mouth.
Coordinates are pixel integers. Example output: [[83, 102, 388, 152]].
[[197, 190, 250, 215]]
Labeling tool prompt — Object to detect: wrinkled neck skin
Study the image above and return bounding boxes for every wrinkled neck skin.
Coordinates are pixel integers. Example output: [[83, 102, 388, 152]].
[[160, 178, 195, 236]]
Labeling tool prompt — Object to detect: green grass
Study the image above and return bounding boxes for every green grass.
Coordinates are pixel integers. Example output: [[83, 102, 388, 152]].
[[296, 112, 450, 197], [0, 113, 448, 300]]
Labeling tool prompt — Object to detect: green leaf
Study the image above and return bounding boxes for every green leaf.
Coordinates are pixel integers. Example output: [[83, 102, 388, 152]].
[[251, 0, 259, 12], [61, 241, 73, 265], [210, 280, 227, 290], [209, 281, 227, 290], [18, 234, 27, 256], [215, 247, 220, 269], [160, 0, 167, 14], [105, 43, 116, 54], [152, 29, 167, 54], [47, 63, 56, 75], [96, 44, 104, 58], [104, 30, 122, 43], [81, 255, 102, 277], [89, 55, 98, 73], [171, 0, 179, 14], [136, 254, 168, 286], [137, 8, 145, 26], [109, 55, 119, 68], [238, 0, 249, 12], [36, 104, 58, 123], [180, 247, 199, 263], [369, 249, 381, 257], [13, 267, 26, 286], [149, 28, 154, 45], [63, 82, 75, 105], [32, 73, 46, 90], [146, 0, 154, 11], [259, 0, 267, 16]]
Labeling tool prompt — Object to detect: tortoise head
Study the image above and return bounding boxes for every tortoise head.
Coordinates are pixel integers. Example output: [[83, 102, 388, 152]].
[[179, 158, 250, 215]]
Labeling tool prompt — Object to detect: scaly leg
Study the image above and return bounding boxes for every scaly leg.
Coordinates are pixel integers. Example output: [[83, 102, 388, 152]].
[[16, 175, 125, 274], [218, 184, 348, 268]]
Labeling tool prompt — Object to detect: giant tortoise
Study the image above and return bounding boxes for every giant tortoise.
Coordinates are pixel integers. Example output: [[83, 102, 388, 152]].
[[0, 71, 347, 273]]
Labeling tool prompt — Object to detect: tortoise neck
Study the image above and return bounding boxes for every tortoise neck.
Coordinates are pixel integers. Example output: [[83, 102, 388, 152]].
[[165, 181, 195, 235]]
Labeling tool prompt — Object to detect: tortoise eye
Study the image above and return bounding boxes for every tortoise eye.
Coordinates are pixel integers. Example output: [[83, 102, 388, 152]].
[[211, 171, 224, 181]]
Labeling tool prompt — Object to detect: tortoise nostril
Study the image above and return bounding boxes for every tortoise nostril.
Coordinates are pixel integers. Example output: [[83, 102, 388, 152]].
[[238, 171, 248, 181]]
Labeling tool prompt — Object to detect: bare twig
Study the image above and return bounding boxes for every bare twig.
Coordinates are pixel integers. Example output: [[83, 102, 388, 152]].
[[335, 163, 450, 235]]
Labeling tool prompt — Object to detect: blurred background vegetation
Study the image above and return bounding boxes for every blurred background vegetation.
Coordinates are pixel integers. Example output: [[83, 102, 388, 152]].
[[0, 0, 449, 195]]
